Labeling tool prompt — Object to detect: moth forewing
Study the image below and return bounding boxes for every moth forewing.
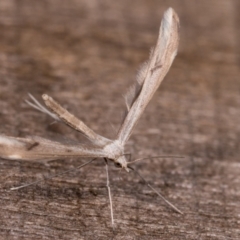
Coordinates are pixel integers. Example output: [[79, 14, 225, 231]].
[[42, 94, 111, 147], [0, 135, 108, 161], [117, 8, 179, 145]]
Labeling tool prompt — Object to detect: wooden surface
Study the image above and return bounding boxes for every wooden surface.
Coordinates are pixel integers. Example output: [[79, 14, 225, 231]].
[[0, 1, 239, 239]]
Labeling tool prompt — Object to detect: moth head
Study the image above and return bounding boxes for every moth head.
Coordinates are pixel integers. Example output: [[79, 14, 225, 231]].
[[114, 155, 130, 172]]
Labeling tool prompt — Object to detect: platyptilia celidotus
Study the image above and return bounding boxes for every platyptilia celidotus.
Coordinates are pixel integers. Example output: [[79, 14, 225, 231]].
[[0, 8, 182, 226]]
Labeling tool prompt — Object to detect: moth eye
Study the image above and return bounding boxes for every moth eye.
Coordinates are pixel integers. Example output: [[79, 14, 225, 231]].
[[114, 162, 122, 168]]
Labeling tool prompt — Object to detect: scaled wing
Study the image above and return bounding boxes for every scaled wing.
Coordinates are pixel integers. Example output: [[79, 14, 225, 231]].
[[117, 8, 180, 144], [0, 135, 107, 161]]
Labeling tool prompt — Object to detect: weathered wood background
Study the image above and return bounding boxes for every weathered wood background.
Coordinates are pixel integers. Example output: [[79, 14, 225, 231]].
[[0, 1, 239, 239]]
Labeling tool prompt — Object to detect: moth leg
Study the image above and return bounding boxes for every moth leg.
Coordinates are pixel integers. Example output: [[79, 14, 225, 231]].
[[104, 158, 115, 228], [128, 166, 183, 214], [10, 158, 96, 190], [42, 94, 111, 147]]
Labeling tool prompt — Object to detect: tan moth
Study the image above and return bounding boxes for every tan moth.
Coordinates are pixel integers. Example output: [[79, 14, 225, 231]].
[[0, 8, 181, 226]]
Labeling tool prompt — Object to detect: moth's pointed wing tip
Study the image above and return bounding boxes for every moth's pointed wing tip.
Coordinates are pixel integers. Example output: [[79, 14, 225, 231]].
[[0, 136, 23, 160], [42, 94, 49, 101], [165, 7, 174, 14], [164, 7, 178, 18], [162, 8, 179, 27], [160, 7, 180, 52]]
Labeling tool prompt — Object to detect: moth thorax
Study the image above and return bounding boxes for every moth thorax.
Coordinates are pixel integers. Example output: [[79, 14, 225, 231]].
[[104, 140, 124, 159]]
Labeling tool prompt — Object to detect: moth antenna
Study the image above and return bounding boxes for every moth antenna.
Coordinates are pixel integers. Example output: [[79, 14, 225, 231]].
[[104, 159, 115, 228], [26, 93, 60, 121], [10, 158, 96, 191], [128, 166, 183, 214], [127, 155, 185, 165]]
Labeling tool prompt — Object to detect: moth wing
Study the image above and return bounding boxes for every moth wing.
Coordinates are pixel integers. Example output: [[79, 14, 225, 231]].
[[0, 135, 107, 161], [118, 8, 180, 144], [26, 94, 111, 147]]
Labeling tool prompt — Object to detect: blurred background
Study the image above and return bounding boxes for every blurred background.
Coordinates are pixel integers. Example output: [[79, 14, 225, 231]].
[[0, 1, 239, 239]]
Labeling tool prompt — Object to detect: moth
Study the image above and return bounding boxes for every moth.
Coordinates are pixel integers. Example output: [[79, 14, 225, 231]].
[[0, 8, 181, 226]]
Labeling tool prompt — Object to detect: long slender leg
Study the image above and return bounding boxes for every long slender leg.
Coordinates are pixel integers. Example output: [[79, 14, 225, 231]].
[[128, 166, 183, 214], [10, 158, 96, 190], [104, 158, 115, 227]]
